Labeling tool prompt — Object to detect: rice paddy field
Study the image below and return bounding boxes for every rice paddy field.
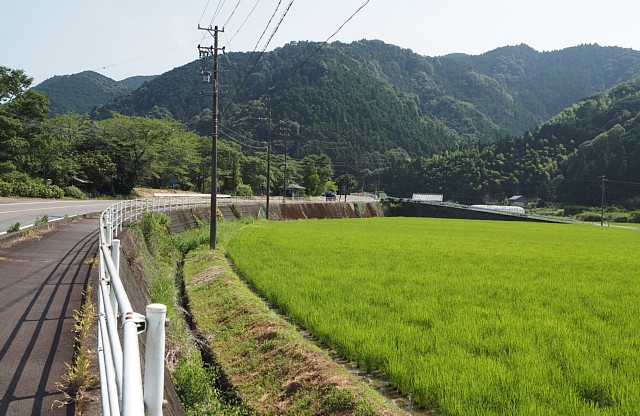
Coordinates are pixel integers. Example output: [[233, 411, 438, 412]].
[[226, 217, 640, 415]]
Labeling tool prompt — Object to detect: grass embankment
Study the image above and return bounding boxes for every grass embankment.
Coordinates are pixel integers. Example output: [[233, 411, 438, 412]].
[[227, 217, 640, 415], [128, 213, 250, 415], [131, 213, 401, 415], [180, 219, 403, 415]]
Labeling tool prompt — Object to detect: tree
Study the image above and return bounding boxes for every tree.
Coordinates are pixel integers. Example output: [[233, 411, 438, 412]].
[[336, 173, 356, 200], [302, 163, 321, 196], [0, 67, 50, 176], [94, 115, 200, 195]]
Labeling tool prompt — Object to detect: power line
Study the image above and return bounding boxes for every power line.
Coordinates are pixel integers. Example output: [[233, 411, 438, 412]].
[[251, 0, 284, 53], [271, 0, 370, 89], [94, 39, 200, 72], [605, 178, 640, 187], [209, 0, 228, 27], [198, 0, 213, 25], [223, 0, 244, 28], [224, 0, 263, 47], [220, 129, 268, 150], [221, 0, 296, 117], [220, 124, 268, 149]]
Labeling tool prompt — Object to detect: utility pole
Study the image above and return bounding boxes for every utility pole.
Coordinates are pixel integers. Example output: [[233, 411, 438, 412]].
[[601, 175, 606, 227], [283, 128, 288, 203], [198, 25, 224, 250], [266, 108, 272, 219]]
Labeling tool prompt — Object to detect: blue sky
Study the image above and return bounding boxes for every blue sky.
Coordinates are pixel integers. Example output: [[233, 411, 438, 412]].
[[4, 0, 640, 86]]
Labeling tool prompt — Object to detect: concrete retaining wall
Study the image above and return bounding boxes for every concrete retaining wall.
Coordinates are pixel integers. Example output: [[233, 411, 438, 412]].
[[384, 201, 546, 222], [163, 202, 384, 233]]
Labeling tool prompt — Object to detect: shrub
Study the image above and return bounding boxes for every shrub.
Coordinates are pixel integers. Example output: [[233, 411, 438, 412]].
[[7, 222, 20, 233], [608, 212, 629, 223], [64, 186, 86, 199], [630, 211, 640, 223], [172, 354, 221, 411], [563, 205, 590, 216], [139, 212, 172, 258], [0, 180, 13, 196], [576, 211, 603, 222], [35, 215, 49, 225], [233, 183, 253, 198]]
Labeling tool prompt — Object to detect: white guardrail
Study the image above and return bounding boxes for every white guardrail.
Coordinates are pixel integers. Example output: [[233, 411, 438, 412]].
[[97, 196, 214, 415]]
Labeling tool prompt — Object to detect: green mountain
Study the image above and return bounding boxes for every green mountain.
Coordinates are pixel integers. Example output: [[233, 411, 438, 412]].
[[399, 77, 640, 206], [34, 71, 131, 116], [92, 41, 640, 160], [118, 75, 156, 91]]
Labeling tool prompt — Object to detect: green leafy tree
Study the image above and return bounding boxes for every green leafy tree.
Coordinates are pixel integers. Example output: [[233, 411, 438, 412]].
[[336, 173, 356, 195], [302, 162, 321, 196], [0, 67, 50, 176], [94, 115, 196, 194]]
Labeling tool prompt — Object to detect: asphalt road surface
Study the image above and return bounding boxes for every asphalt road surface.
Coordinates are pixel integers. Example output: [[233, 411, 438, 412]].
[[0, 217, 99, 415], [0, 198, 119, 234]]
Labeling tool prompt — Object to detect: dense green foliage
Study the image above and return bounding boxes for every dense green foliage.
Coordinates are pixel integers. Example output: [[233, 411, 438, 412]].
[[0, 66, 68, 197], [228, 218, 640, 415]]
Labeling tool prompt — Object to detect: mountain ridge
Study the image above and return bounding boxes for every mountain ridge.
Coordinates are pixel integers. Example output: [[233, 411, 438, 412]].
[[34, 71, 156, 116], [90, 40, 640, 157]]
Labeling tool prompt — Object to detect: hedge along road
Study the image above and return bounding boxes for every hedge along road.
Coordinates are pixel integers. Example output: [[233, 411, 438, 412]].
[[0, 198, 120, 234]]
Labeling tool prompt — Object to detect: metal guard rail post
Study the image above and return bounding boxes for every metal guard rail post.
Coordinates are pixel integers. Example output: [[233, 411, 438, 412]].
[[97, 195, 211, 415]]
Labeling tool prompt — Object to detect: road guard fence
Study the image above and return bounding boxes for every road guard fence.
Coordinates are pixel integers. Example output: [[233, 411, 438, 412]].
[[97, 195, 214, 415]]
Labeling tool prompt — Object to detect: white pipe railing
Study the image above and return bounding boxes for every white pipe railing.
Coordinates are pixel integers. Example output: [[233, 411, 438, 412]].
[[97, 195, 213, 415]]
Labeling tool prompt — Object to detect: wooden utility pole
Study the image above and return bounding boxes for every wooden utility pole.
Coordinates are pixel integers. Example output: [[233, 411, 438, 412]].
[[266, 108, 272, 219], [198, 25, 224, 249], [601, 175, 606, 227]]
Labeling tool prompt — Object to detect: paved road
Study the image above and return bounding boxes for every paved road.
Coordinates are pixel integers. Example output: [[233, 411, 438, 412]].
[[0, 198, 119, 234], [0, 218, 99, 415]]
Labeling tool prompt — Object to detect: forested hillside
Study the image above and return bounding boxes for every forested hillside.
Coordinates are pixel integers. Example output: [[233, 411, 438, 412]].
[[6, 41, 640, 206], [117, 75, 156, 91], [386, 78, 640, 207], [93, 40, 640, 161], [34, 71, 132, 116]]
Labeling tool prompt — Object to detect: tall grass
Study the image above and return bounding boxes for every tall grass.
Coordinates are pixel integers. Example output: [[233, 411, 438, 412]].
[[227, 218, 640, 415]]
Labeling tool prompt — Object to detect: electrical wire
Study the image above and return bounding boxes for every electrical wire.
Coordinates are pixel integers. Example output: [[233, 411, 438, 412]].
[[221, 0, 296, 117], [209, 0, 228, 27], [223, 0, 244, 28], [224, 0, 263, 47], [220, 124, 268, 149], [94, 39, 201, 72], [251, 0, 284, 53], [220, 130, 268, 150], [198, 0, 213, 26], [604, 178, 640, 187], [275, 0, 370, 87]]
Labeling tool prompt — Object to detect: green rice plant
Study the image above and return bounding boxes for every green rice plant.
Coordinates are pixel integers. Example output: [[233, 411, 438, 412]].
[[227, 217, 640, 415]]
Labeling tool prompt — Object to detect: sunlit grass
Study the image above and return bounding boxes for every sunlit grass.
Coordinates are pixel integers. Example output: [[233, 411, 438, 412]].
[[227, 217, 640, 415]]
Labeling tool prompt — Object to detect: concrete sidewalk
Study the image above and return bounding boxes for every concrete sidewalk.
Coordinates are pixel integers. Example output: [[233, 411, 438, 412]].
[[0, 218, 99, 415]]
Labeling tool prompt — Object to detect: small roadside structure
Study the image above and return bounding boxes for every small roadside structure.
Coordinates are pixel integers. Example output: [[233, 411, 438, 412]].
[[412, 193, 444, 202], [71, 177, 94, 197], [508, 195, 529, 208], [285, 184, 306, 199]]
